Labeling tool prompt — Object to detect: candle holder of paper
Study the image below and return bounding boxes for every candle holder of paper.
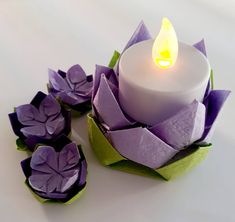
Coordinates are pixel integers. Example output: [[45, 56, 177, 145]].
[[88, 22, 230, 180]]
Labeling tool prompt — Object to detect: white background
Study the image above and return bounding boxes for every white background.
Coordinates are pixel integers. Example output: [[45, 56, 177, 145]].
[[0, 0, 235, 221]]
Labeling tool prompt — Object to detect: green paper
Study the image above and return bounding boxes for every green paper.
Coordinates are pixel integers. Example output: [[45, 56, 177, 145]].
[[108, 50, 120, 68], [16, 138, 28, 151], [87, 114, 125, 165], [210, 69, 214, 90], [87, 114, 211, 180], [24, 180, 86, 204]]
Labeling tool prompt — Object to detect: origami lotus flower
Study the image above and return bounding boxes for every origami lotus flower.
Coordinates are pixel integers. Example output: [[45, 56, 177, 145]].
[[88, 21, 230, 180], [48, 64, 93, 111], [21, 136, 87, 204], [9, 91, 71, 151]]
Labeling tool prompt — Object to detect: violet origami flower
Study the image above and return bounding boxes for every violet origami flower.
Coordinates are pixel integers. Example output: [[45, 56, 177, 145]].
[[48, 64, 93, 112], [21, 136, 87, 204], [9, 91, 71, 151], [88, 21, 231, 180]]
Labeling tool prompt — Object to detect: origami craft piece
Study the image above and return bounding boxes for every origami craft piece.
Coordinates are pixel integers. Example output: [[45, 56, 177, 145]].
[[21, 135, 87, 204], [48, 64, 93, 113], [9, 91, 71, 151], [88, 21, 230, 180]]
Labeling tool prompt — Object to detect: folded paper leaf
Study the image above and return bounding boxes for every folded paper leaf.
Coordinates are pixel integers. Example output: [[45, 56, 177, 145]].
[[149, 100, 206, 150], [108, 127, 178, 169], [93, 74, 134, 130], [21, 135, 87, 204]]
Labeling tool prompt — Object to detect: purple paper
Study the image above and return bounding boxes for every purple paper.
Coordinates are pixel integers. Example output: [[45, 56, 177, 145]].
[[93, 74, 134, 130], [149, 101, 206, 150], [16, 95, 65, 140], [200, 90, 230, 143], [29, 143, 80, 193], [108, 127, 178, 169], [48, 64, 93, 106], [9, 91, 71, 150], [193, 39, 207, 57]]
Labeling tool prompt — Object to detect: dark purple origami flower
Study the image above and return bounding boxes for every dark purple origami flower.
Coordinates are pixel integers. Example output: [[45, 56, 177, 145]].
[[9, 91, 71, 151], [21, 136, 87, 203], [48, 64, 93, 110]]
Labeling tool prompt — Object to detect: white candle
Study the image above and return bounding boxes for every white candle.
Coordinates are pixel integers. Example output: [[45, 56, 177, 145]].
[[119, 39, 210, 125]]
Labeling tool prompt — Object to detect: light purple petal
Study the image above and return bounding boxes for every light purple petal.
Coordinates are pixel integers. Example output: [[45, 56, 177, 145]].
[[108, 127, 178, 169], [58, 143, 80, 171], [60, 169, 79, 193], [16, 104, 46, 125], [201, 90, 230, 143], [92, 65, 116, 100], [93, 74, 134, 130], [149, 101, 206, 150], [39, 94, 61, 117], [48, 68, 70, 91], [20, 124, 46, 138], [66, 64, 87, 88], [193, 39, 207, 57], [123, 21, 152, 52], [46, 114, 65, 135]]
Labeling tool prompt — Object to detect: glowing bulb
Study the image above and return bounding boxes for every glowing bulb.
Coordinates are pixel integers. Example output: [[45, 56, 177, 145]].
[[152, 18, 178, 69]]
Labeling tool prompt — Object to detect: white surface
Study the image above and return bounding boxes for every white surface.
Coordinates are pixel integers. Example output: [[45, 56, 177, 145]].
[[119, 40, 210, 124], [0, 1, 234, 222]]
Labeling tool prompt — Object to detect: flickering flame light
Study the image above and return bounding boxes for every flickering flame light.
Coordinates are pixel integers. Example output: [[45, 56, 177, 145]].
[[152, 18, 178, 69]]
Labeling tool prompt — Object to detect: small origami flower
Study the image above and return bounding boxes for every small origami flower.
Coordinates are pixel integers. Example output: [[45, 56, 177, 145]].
[[21, 136, 87, 204], [88, 21, 230, 180], [9, 91, 71, 151], [48, 64, 93, 111]]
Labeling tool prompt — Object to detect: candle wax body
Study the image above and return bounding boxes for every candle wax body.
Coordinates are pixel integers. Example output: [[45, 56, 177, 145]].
[[119, 39, 210, 126]]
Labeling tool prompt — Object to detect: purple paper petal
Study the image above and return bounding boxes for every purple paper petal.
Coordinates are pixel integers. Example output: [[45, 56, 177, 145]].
[[46, 114, 65, 135], [149, 101, 206, 150], [193, 39, 207, 57], [58, 143, 80, 171], [60, 169, 79, 193], [108, 127, 177, 169], [39, 94, 61, 117], [66, 64, 87, 88], [77, 159, 87, 187], [48, 68, 70, 91], [201, 90, 230, 143], [20, 124, 46, 138], [123, 21, 152, 52], [93, 74, 134, 130], [16, 104, 46, 125], [92, 65, 117, 100]]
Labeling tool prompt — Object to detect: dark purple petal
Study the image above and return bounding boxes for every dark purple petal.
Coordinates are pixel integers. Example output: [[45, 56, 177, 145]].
[[200, 90, 230, 143], [9, 112, 24, 137], [77, 158, 87, 187], [193, 39, 207, 57], [48, 68, 70, 91], [30, 91, 47, 109]]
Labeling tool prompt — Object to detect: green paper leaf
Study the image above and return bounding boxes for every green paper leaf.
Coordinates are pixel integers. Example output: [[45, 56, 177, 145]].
[[210, 69, 214, 89], [87, 114, 125, 165], [88, 114, 211, 180], [16, 138, 29, 152], [108, 50, 120, 68], [155, 145, 211, 180]]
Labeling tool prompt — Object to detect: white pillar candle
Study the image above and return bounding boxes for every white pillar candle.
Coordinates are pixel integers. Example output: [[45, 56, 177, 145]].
[[119, 39, 210, 125]]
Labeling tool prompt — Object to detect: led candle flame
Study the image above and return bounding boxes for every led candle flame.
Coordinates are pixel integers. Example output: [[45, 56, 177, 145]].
[[152, 18, 178, 69]]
